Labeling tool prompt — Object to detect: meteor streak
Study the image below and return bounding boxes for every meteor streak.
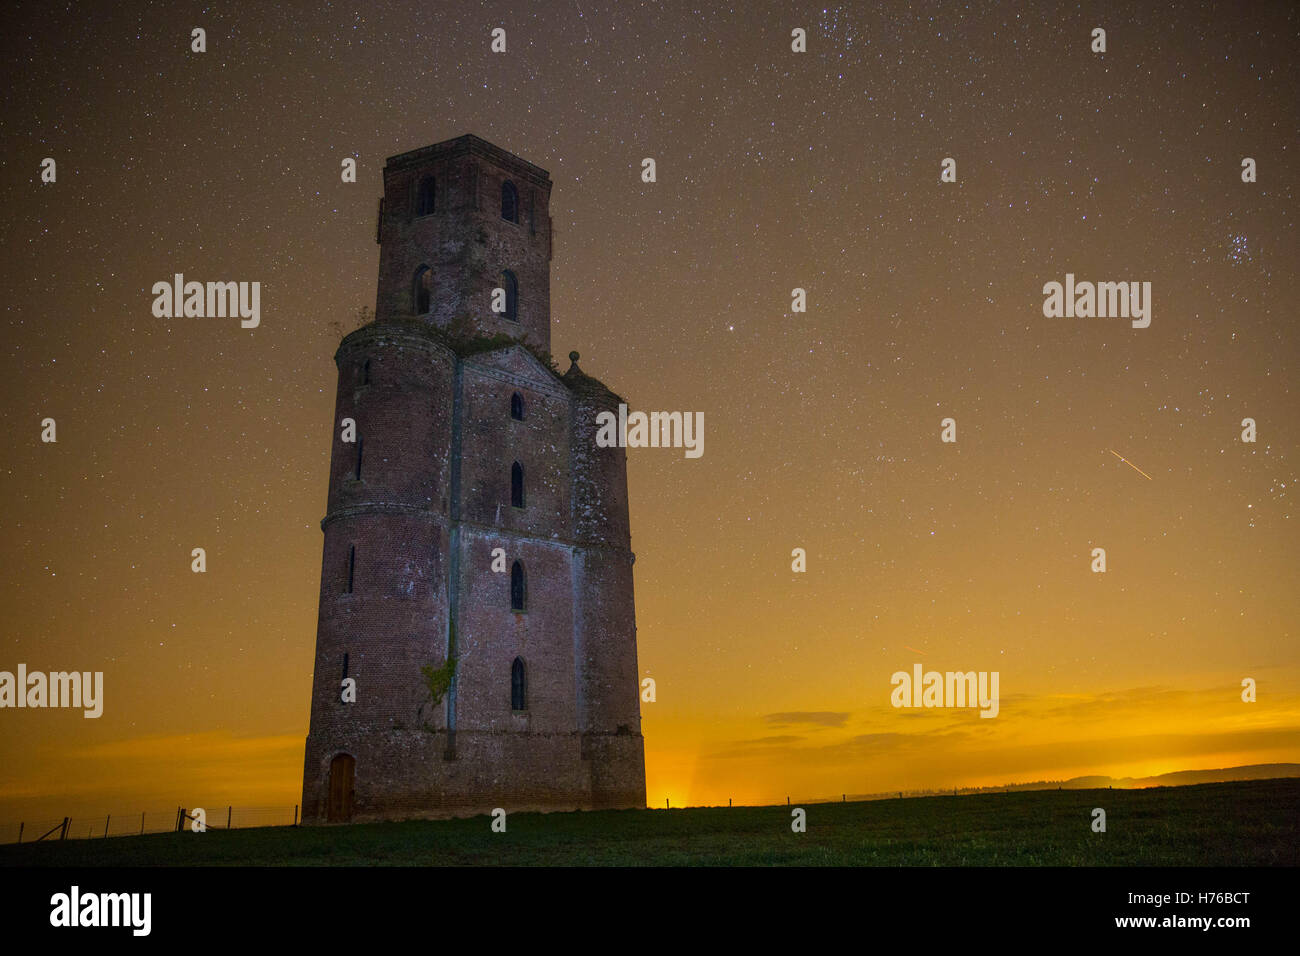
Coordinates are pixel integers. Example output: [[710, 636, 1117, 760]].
[[1108, 449, 1153, 481]]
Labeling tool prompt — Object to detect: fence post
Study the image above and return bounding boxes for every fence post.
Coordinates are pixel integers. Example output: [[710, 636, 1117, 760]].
[[16, 823, 22, 843], [227, 806, 232, 830], [104, 815, 110, 838], [140, 811, 145, 835], [293, 805, 298, 826], [60, 817, 69, 840]]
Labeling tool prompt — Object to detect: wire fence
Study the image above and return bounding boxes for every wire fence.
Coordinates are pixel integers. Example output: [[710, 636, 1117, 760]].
[[0, 806, 300, 845], [1, 787, 1032, 843]]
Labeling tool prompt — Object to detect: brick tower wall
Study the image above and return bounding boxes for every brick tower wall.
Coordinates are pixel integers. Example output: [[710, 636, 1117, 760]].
[[301, 326, 456, 822], [571, 383, 647, 809], [445, 359, 593, 808]]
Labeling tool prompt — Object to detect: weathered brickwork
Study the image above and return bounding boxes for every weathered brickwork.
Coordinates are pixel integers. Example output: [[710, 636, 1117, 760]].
[[301, 136, 646, 823], [373, 135, 553, 354]]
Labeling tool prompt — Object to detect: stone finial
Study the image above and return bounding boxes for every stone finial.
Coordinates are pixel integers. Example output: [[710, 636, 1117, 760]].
[[568, 350, 581, 369]]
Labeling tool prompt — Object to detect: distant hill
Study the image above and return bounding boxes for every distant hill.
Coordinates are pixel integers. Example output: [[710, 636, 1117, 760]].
[[838, 764, 1300, 803], [1057, 763, 1300, 790]]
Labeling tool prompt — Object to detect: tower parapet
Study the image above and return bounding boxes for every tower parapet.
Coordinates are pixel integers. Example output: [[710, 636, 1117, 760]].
[[375, 134, 553, 353]]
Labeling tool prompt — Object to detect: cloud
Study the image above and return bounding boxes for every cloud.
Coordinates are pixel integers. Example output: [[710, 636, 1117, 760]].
[[708, 735, 807, 758], [763, 711, 849, 728]]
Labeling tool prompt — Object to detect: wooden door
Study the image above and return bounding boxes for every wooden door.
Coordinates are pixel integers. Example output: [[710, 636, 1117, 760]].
[[327, 753, 355, 822]]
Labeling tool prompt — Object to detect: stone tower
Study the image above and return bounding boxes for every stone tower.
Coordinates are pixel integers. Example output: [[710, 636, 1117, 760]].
[[300, 134, 646, 823]]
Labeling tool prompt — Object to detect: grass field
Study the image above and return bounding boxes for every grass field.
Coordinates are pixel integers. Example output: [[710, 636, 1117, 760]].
[[2, 778, 1296, 867]]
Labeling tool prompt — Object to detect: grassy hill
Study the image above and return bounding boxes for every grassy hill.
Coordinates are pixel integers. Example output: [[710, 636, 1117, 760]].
[[2, 777, 1296, 867]]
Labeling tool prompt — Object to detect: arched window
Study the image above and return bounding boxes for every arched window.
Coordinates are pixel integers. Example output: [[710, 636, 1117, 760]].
[[511, 461, 524, 508], [510, 562, 526, 612], [501, 180, 519, 223], [413, 266, 432, 314], [345, 545, 356, 593], [501, 270, 518, 321], [510, 392, 524, 421], [361, 359, 370, 386], [415, 176, 435, 216], [511, 657, 526, 709]]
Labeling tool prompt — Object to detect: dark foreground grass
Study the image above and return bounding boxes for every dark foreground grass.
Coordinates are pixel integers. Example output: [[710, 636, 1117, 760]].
[[2, 777, 1296, 867]]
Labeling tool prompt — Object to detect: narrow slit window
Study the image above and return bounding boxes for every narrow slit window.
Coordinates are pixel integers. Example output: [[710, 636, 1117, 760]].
[[510, 392, 524, 421], [414, 266, 432, 314], [511, 461, 524, 508], [511, 657, 526, 709], [501, 180, 519, 223], [510, 561, 526, 612], [416, 176, 435, 216], [501, 270, 518, 321]]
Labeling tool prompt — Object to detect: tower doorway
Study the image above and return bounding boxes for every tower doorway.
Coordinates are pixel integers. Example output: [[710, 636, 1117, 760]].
[[327, 753, 355, 822]]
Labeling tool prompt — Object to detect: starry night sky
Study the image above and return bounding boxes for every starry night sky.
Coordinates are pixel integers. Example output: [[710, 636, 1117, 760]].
[[1, 1, 1297, 818]]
